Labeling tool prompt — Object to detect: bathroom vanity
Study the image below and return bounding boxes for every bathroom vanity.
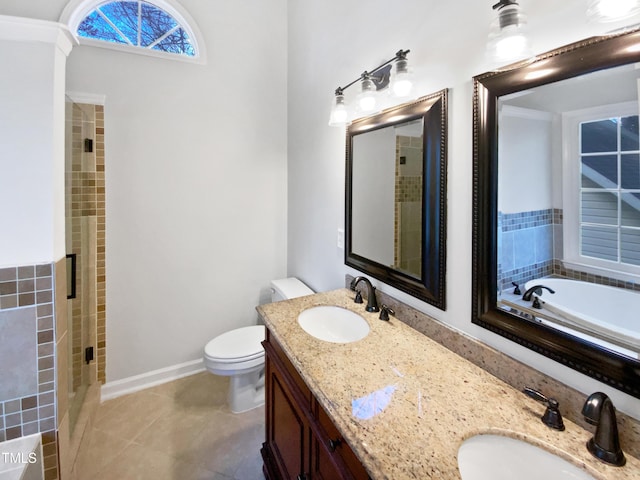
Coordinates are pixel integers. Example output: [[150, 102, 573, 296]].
[[257, 288, 640, 480], [261, 329, 369, 479]]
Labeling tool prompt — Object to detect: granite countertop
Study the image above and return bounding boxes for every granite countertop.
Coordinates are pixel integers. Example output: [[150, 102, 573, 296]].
[[256, 288, 640, 480]]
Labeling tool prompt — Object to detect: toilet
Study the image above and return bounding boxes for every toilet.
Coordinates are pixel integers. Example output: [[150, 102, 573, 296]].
[[203, 277, 314, 413]]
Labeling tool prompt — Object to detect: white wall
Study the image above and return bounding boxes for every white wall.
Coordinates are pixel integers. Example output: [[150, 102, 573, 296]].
[[498, 108, 554, 214], [352, 128, 395, 265], [0, 17, 72, 267], [71, 0, 288, 381], [287, 0, 640, 417], [0, 0, 289, 382]]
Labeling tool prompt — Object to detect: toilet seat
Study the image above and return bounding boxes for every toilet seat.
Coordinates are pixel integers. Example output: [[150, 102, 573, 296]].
[[204, 325, 265, 364]]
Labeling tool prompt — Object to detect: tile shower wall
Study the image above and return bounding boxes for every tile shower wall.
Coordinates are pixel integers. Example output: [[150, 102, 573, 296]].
[[0, 102, 105, 480], [0, 263, 59, 479], [497, 208, 558, 291], [67, 103, 106, 388], [55, 101, 106, 479], [498, 208, 639, 293], [95, 104, 106, 385], [553, 260, 640, 292], [394, 135, 423, 276]]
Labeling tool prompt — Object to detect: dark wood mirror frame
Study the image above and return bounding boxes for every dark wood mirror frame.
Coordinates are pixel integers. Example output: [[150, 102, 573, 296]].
[[472, 30, 640, 399], [346, 89, 447, 310]]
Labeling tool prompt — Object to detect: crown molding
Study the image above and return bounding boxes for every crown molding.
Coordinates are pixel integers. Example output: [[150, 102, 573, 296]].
[[0, 15, 77, 56]]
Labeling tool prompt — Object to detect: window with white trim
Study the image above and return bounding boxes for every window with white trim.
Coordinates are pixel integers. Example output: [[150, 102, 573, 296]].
[[61, 0, 205, 63], [563, 102, 640, 278]]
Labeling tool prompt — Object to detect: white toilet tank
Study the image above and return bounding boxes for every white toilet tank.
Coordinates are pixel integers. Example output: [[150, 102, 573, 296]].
[[270, 278, 314, 302]]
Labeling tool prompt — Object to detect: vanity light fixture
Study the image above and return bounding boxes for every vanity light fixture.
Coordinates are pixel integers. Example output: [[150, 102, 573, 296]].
[[328, 49, 413, 127], [587, 0, 640, 23], [392, 50, 413, 97], [357, 72, 378, 113], [328, 89, 350, 127], [486, 0, 533, 64]]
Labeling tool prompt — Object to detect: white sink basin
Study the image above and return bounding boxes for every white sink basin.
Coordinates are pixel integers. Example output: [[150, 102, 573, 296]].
[[297, 306, 369, 343], [458, 434, 595, 480]]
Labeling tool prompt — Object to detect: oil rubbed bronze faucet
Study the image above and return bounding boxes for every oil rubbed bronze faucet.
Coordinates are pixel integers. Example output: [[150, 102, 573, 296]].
[[349, 276, 379, 312], [582, 392, 626, 466], [523, 387, 565, 431], [522, 284, 555, 301]]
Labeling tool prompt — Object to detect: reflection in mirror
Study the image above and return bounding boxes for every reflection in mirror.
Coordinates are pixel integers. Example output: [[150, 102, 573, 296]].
[[346, 90, 447, 309], [473, 29, 640, 399], [497, 65, 640, 358], [352, 119, 424, 279]]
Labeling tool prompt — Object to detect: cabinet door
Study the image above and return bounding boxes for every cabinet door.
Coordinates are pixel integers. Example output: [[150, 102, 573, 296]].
[[267, 356, 309, 480], [311, 436, 349, 480], [316, 403, 370, 480]]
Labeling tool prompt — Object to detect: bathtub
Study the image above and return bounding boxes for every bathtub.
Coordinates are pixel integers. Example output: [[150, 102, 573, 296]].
[[524, 278, 640, 354], [0, 433, 43, 480]]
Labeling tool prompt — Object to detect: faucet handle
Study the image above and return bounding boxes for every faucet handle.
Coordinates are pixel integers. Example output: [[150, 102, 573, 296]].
[[379, 305, 395, 321], [512, 282, 521, 295], [354, 290, 363, 304], [523, 387, 565, 431]]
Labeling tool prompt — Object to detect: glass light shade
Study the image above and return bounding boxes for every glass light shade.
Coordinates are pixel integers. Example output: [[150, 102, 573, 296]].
[[587, 0, 640, 22], [392, 58, 413, 97], [487, 3, 533, 64], [328, 94, 350, 127], [357, 77, 377, 112]]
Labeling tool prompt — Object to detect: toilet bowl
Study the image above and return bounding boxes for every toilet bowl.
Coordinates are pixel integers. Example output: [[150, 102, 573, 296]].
[[204, 325, 266, 413], [203, 277, 313, 413]]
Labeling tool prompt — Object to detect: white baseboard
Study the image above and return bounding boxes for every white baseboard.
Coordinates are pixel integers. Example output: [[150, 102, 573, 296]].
[[100, 359, 205, 402]]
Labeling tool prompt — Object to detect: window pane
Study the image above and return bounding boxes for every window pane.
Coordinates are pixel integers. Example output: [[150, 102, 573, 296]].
[[140, 2, 177, 47], [76, 0, 197, 59], [581, 191, 618, 225], [581, 225, 618, 261], [621, 228, 640, 265], [153, 28, 195, 56], [621, 153, 640, 189], [581, 118, 618, 153], [581, 154, 618, 188], [78, 10, 127, 44], [99, 1, 139, 45], [621, 115, 639, 152], [621, 192, 640, 227]]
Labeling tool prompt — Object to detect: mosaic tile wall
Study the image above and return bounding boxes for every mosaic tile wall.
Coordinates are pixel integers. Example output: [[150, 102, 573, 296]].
[[66, 103, 106, 388], [498, 208, 639, 292], [0, 263, 59, 479], [553, 260, 640, 292], [66, 103, 106, 390], [394, 135, 423, 276], [497, 208, 556, 291], [95, 104, 106, 385]]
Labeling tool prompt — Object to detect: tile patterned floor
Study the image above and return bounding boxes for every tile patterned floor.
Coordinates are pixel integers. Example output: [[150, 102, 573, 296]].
[[70, 372, 266, 480]]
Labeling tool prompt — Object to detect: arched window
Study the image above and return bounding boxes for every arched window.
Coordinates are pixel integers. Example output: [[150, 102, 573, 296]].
[[60, 0, 206, 63]]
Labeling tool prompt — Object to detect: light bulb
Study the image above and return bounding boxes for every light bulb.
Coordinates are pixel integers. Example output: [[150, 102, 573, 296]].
[[392, 56, 413, 98], [328, 92, 351, 127], [588, 0, 640, 22], [357, 76, 377, 112], [487, 2, 532, 64], [358, 95, 376, 112], [495, 31, 528, 60]]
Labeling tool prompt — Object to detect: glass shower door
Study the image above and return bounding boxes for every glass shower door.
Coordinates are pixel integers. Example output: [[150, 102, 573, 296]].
[[65, 96, 97, 433]]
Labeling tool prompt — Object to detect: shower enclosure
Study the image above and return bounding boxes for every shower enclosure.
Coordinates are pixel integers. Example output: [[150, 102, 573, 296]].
[[64, 96, 105, 433]]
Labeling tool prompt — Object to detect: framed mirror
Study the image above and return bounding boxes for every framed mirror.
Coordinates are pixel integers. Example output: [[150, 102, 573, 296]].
[[346, 89, 447, 310], [473, 29, 640, 398]]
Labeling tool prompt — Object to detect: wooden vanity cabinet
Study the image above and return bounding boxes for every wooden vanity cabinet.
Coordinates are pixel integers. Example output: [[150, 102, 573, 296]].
[[261, 329, 369, 480]]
